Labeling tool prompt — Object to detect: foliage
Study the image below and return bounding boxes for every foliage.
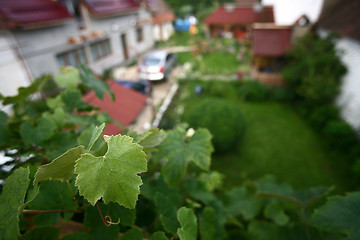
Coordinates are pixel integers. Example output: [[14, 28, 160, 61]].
[[184, 98, 246, 152], [1, 66, 360, 240], [0, 66, 115, 180], [239, 80, 270, 101], [282, 32, 347, 105]]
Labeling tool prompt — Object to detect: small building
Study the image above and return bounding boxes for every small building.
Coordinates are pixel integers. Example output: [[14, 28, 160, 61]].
[[251, 23, 293, 86], [0, 0, 154, 98], [142, 0, 176, 41], [316, 0, 360, 130], [204, 1, 274, 39]]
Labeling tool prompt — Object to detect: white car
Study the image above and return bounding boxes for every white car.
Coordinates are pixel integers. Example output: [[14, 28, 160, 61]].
[[137, 50, 177, 81]]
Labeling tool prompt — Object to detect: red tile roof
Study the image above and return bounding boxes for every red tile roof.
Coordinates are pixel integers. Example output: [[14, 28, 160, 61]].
[[204, 6, 274, 25], [0, 0, 73, 29], [252, 23, 293, 57], [83, 0, 140, 18], [83, 81, 148, 135], [142, 0, 175, 24]]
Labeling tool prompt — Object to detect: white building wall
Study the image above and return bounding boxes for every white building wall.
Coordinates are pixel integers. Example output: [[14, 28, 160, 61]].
[[335, 37, 360, 130], [9, 6, 154, 79], [153, 22, 174, 41]]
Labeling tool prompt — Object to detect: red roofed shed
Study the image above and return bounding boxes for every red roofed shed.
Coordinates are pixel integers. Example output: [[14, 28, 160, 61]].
[[250, 23, 292, 87], [83, 81, 148, 135], [252, 23, 292, 57], [0, 0, 73, 29], [204, 5, 274, 38]]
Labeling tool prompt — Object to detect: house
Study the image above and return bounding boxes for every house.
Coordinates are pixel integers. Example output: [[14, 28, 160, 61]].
[[250, 23, 292, 86], [250, 14, 312, 86], [0, 0, 154, 98], [83, 81, 148, 135], [142, 0, 176, 41], [204, 0, 274, 39], [316, 0, 360, 131]]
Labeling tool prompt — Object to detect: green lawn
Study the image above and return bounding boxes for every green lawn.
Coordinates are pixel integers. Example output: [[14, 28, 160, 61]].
[[211, 101, 346, 190]]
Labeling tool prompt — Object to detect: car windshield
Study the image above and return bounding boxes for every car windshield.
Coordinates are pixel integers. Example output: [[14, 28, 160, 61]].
[[144, 57, 161, 66]]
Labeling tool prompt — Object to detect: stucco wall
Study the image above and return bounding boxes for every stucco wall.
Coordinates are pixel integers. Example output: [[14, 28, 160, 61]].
[[335, 37, 360, 131]]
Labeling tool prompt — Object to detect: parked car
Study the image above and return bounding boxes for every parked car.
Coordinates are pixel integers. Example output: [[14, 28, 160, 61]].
[[137, 50, 177, 81], [115, 79, 151, 95]]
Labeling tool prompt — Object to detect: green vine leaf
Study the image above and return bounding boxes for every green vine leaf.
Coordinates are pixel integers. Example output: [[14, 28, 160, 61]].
[[155, 192, 180, 234], [79, 64, 114, 101], [54, 67, 81, 90], [0, 167, 30, 240], [311, 191, 360, 240], [20, 117, 56, 146], [120, 227, 143, 240], [177, 207, 197, 240], [151, 231, 168, 240], [187, 128, 213, 171], [19, 226, 60, 240], [87, 123, 105, 151], [264, 202, 289, 226], [34, 146, 85, 184], [75, 135, 147, 207], [135, 128, 167, 149], [156, 128, 213, 187], [0, 110, 9, 146]]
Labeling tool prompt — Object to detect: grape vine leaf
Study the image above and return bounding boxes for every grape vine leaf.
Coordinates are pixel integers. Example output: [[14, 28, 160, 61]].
[[20, 117, 56, 146], [19, 226, 60, 240], [84, 203, 120, 240], [187, 128, 213, 171], [0, 110, 9, 146], [0, 167, 30, 240], [2, 76, 49, 105], [264, 202, 289, 226], [177, 207, 197, 240], [28, 181, 78, 226], [155, 192, 180, 234], [87, 123, 105, 151], [226, 186, 263, 220], [156, 128, 213, 187], [75, 135, 147, 207], [151, 231, 168, 240], [60, 89, 85, 112], [43, 132, 79, 160], [135, 128, 167, 149], [120, 227, 143, 240], [199, 207, 216, 240], [54, 67, 81, 90], [79, 64, 115, 101], [310, 191, 360, 240], [34, 146, 85, 184], [60, 232, 94, 240]]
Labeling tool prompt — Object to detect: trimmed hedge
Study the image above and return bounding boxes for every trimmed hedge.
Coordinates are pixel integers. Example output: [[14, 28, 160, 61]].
[[184, 98, 246, 152]]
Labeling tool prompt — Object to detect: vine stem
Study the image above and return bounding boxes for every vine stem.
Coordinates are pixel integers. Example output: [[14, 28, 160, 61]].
[[23, 209, 80, 214], [170, 233, 178, 240], [96, 202, 120, 227]]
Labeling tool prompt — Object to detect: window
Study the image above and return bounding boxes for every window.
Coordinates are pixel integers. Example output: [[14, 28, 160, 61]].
[[57, 47, 87, 67], [90, 39, 111, 61], [136, 26, 143, 42]]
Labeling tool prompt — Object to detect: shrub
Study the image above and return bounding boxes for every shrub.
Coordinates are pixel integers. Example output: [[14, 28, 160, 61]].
[[322, 120, 359, 152], [308, 105, 340, 129], [270, 87, 295, 102], [239, 80, 270, 101], [184, 98, 246, 152]]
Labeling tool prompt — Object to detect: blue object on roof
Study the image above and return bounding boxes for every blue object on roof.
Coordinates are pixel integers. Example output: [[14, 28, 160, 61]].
[[174, 18, 190, 31]]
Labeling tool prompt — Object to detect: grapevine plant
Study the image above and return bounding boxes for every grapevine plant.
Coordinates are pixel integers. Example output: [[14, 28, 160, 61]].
[[0, 66, 360, 240]]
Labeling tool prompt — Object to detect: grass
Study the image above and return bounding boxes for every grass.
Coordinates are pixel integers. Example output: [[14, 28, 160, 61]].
[[162, 80, 350, 191], [211, 101, 346, 190], [197, 52, 239, 75]]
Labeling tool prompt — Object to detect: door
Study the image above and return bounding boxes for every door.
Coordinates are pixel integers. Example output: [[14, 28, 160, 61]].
[[121, 33, 129, 60]]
